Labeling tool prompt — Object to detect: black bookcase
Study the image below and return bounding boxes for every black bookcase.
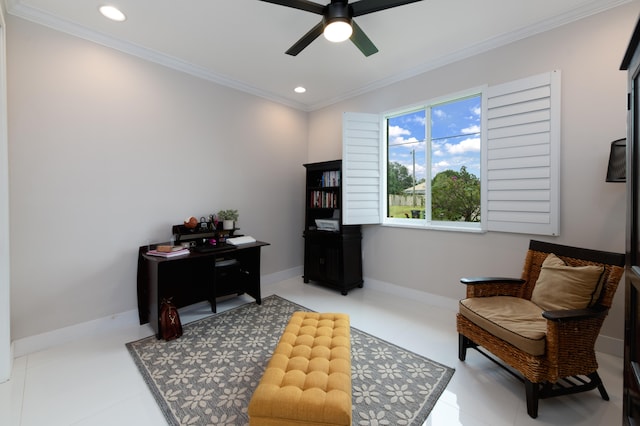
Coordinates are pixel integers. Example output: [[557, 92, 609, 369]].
[[303, 160, 363, 295]]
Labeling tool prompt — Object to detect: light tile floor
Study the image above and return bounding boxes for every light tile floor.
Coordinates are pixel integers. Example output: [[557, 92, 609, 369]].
[[0, 277, 624, 425]]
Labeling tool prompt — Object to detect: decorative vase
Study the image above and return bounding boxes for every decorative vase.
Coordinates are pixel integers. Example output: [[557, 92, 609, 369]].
[[223, 220, 234, 230]]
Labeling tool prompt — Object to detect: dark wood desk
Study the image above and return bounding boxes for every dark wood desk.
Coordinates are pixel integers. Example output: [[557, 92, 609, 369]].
[[137, 241, 269, 338]]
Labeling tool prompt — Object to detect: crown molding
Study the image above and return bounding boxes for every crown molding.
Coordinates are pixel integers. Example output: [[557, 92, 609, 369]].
[[305, 0, 632, 110], [5, 0, 632, 112], [4, 0, 309, 111]]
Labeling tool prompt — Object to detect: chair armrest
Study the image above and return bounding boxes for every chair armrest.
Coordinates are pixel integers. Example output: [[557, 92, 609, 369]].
[[543, 305, 609, 369], [542, 305, 607, 322], [460, 277, 525, 285], [460, 277, 526, 298]]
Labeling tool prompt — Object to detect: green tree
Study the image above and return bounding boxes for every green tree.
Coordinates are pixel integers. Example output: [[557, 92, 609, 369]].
[[387, 162, 414, 195], [431, 166, 480, 222]]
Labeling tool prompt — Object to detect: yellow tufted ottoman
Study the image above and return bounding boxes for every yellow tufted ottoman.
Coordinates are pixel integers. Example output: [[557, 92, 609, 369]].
[[248, 312, 352, 426]]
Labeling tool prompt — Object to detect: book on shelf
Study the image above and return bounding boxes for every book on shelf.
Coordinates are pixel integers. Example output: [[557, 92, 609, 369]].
[[146, 248, 190, 258], [320, 170, 340, 187], [310, 190, 338, 208]]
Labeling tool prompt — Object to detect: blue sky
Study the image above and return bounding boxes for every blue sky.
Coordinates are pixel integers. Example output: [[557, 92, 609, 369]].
[[387, 95, 481, 183]]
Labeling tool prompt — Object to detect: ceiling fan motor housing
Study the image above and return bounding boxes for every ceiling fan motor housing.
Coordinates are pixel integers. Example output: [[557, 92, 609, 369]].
[[260, 0, 424, 56], [324, 1, 353, 26]]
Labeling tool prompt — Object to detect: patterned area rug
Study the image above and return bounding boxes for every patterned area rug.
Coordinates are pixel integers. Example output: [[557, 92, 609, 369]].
[[126, 295, 454, 425]]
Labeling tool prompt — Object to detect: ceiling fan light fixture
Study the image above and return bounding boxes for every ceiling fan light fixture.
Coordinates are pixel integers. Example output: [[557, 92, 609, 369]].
[[324, 19, 353, 43]]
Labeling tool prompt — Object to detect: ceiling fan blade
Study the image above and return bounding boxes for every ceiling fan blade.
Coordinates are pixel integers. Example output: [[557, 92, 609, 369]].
[[257, 0, 325, 15], [351, 0, 423, 17], [285, 22, 324, 56], [350, 21, 378, 57]]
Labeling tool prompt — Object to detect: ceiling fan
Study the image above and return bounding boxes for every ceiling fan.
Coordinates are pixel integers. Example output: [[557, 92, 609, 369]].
[[258, 0, 424, 57]]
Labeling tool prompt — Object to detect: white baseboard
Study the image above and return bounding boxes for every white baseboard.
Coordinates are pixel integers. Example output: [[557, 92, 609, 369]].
[[12, 267, 304, 358], [13, 309, 142, 358], [261, 266, 303, 286], [363, 277, 459, 312], [11, 267, 623, 359], [0, 342, 13, 384], [364, 277, 623, 358], [596, 334, 624, 358]]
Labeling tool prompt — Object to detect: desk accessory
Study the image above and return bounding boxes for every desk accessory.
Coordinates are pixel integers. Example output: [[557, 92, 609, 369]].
[[155, 245, 184, 253], [183, 216, 198, 229], [217, 209, 239, 230], [159, 298, 182, 341], [226, 236, 257, 245], [146, 248, 190, 258]]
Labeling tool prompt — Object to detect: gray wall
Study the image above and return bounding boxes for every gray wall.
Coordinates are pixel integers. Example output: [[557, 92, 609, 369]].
[[307, 3, 636, 344], [7, 16, 308, 340], [6, 2, 638, 348]]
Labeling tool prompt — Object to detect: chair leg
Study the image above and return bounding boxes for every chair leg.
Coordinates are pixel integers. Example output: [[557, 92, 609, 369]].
[[525, 379, 539, 419], [458, 334, 468, 361], [589, 372, 609, 401]]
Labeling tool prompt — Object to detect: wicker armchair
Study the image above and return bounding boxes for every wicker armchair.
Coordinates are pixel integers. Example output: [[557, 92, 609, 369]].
[[456, 240, 624, 418]]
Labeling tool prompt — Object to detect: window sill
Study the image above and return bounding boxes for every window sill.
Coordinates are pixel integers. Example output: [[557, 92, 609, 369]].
[[381, 220, 485, 233]]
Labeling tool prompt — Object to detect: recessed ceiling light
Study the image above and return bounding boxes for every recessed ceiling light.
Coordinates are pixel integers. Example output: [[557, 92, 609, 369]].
[[99, 5, 126, 22], [294, 86, 306, 94]]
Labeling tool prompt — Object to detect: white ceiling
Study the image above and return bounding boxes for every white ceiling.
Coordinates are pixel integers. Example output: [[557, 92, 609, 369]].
[[3, 0, 632, 111]]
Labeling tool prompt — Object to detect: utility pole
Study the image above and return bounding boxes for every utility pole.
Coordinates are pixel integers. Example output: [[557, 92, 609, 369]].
[[412, 149, 416, 207]]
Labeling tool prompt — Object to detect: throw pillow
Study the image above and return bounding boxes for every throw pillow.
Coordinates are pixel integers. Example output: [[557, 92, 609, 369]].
[[530, 253, 605, 311]]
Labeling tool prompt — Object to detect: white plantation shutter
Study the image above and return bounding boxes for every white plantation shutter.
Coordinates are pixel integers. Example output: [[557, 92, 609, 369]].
[[342, 71, 560, 234], [342, 112, 381, 225], [483, 70, 561, 235]]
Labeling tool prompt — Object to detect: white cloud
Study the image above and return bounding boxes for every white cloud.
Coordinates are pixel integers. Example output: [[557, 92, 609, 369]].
[[432, 109, 447, 119], [445, 137, 480, 154], [461, 125, 480, 134], [412, 115, 426, 126], [408, 162, 426, 177], [391, 136, 419, 145], [388, 125, 421, 146], [395, 159, 427, 181], [432, 160, 451, 174], [388, 125, 410, 137]]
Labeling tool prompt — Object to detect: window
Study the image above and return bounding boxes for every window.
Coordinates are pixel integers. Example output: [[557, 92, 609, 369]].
[[343, 70, 560, 236], [386, 93, 482, 229]]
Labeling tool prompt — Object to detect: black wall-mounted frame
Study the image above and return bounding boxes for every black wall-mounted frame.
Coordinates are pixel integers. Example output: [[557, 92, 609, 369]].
[[606, 138, 626, 182]]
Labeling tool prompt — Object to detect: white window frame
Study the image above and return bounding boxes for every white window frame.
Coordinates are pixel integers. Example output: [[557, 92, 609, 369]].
[[343, 70, 561, 237], [381, 88, 485, 232]]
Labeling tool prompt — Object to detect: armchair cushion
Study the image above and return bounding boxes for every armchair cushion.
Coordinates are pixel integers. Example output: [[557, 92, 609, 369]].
[[459, 296, 546, 356], [530, 253, 605, 311]]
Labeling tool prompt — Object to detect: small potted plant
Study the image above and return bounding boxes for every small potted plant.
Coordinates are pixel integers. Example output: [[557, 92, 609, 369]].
[[217, 209, 238, 230]]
